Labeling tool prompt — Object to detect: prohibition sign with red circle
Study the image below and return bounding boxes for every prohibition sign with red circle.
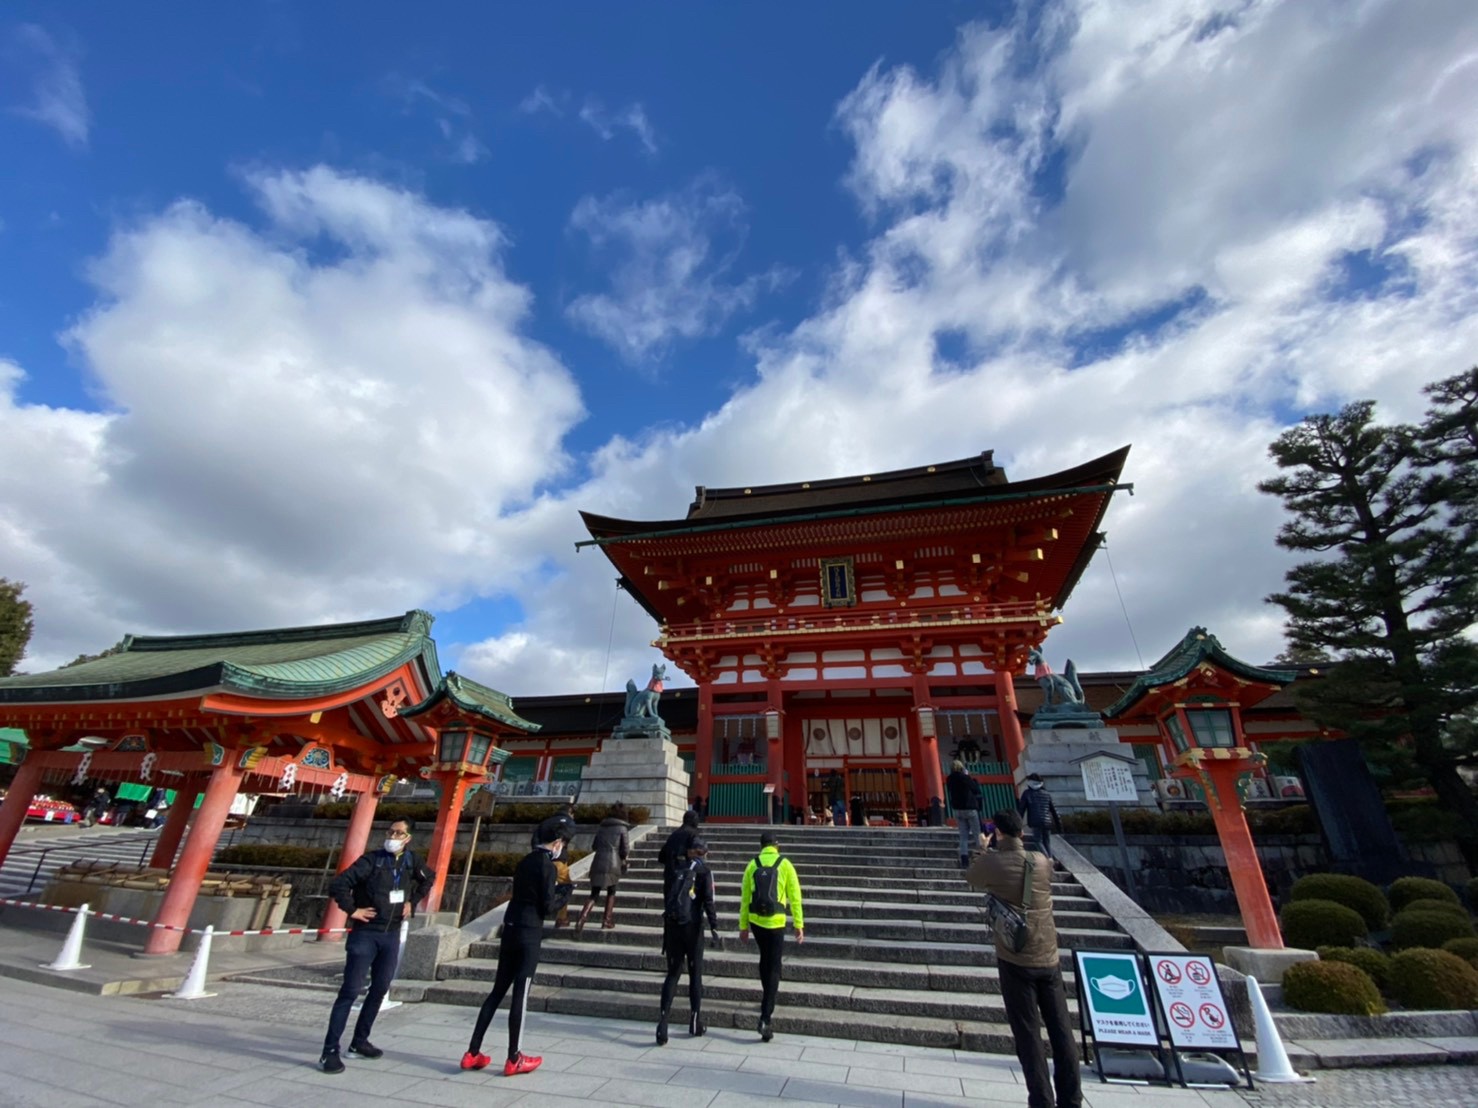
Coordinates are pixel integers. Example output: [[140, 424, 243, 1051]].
[[1169, 1002, 1195, 1029], [1186, 961, 1212, 986], [1199, 1003, 1227, 1030], [1156, 960, 1182, 984]]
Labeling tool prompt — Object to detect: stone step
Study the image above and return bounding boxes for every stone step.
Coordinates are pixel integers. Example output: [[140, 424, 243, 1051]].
[[603, 890, 1109, 919], [419, 977, 1022, 1053], [553, 903, 1118, 935], [615, 867, 1084, 895], [435, 961, 1082, 1024], [611, 874, 1087, 902], [443, 944, 1084, 994], [471, 923, 1133, 963]]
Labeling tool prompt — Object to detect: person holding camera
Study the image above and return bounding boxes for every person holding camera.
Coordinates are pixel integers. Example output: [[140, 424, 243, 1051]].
[[966, 810, 1080, 1108], [461, 813, 576, 1077]]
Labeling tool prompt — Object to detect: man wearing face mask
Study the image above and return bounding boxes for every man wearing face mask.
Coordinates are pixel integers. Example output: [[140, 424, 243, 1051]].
[[319, 819, 434, 1074], [461, 813, 576, 1077]]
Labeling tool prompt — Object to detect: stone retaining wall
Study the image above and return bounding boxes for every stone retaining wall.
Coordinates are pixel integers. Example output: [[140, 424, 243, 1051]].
[[236, 817, 604, 855]]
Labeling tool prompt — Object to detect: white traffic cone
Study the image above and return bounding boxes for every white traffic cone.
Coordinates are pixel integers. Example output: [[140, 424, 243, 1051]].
[[1247, 976, 1314, 1084], [168, 925, 217, 1000], [42, 903, 92, 971]]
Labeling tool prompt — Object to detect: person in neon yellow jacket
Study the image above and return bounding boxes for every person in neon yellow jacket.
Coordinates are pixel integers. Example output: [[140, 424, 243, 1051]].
[[739, 831, 804, 1042]]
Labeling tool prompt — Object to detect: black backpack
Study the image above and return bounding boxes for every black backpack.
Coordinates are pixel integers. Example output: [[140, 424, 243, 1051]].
[[665, 861, 700, 925], [749, 855, 780, 916]]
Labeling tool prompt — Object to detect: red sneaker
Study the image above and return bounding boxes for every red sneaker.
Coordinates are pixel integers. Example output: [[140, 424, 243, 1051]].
[[503, 1053, 543, 1076], [460, 1051, 491, 1071]]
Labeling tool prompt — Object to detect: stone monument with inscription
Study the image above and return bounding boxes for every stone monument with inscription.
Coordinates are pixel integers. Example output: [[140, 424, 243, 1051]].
[[577, 663, 691, 827], [1014, 648, 1155, 813]]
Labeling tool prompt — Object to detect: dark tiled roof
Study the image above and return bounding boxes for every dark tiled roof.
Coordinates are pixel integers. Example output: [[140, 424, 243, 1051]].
[[512, 690, 699, 737], [397, 672, 539, 733]]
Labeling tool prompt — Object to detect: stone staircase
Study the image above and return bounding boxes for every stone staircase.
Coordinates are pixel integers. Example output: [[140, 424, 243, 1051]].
[[424, 824, 1135, 1052]]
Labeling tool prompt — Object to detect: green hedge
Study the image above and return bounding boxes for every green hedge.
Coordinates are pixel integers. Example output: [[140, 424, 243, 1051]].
[[1466, 877, 1478, 911], [1388, 876, 1459, 913], [1315, 946, 1392, 994], [1289, 874, 1389, 930], [1387, 949, 1478, 1010], [1441, 937, 1478, 968], [1280, 898, 1367, 950], [1059, 805, 1315, 837], [297, 801, 649, 825], [1399, 898, 1470, 921], [1282, 960, 1386, 1016], [1390, 908, 1476, 950]]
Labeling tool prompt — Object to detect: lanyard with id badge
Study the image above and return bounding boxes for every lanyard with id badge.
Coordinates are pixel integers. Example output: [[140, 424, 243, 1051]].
[[387, 855, 409, 909]]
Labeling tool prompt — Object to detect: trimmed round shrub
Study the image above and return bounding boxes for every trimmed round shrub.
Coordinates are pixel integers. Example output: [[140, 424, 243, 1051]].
[[1389, 908, 1477, 951], [1400, 898, 1470, 921], [1280, 898, 1368, 950], [1388, 876, 1459, 913], [1282, 960, 1386, 1016], [1315, 946, 1393, 993], [1290, 874, 1389, 930], [1441, 937, 1478, 967], [1388, 949, 1478, 1011], [1466, 877, 1478, 911]]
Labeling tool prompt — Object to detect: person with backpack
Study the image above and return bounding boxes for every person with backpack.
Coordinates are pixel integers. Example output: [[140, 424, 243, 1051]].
[[739, 830, 804, 1042], [461, 813, 576, 1078], [319, 818, 434, 1074], [575, 802, 630, 933], [1017, 773, 1062, 857], [966, 810, 1079, 1108], [946, 759, 984, 868], [658, 809, 701, 898], [656, 836, 719, 1045]]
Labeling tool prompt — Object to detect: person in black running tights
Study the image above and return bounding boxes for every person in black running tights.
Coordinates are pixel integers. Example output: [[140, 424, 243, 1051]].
[[656, 837, 719, 1045], [460, 814, 574, 1077]]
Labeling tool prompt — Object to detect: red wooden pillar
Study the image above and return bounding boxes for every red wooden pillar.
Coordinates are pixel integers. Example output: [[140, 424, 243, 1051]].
[[144, 760, 244, 955], [995, 668, 1026, 769], [0, 760, 45, 867], [149, 779, 203, 870], [694, 681, 714, 808], [422, 773, 470, 913], [783, 704, 806, 822], [1202, 763, 1283, 949], [319, 787, 380, 938]]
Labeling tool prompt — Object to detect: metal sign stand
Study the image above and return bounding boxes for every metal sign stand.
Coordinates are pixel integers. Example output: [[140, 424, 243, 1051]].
[[1071, 950, 1175, 1087], [1144, 951, 1254, 1090]]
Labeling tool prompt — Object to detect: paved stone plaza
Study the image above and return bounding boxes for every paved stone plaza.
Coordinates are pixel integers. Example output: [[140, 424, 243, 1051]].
[[0, 976, 1473, 1108]]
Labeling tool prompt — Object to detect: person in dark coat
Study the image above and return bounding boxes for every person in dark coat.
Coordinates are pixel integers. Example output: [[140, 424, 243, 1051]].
[[319, 819, 434, 1074], [824, 770, 847, 827], [462, 814, 575, 1077], [946, 760, 984, 868], [576, 803, 630, 933], [1017, 774, 1062, 857], [658, 809, 701, 898], [656, 836, 720, 1045]]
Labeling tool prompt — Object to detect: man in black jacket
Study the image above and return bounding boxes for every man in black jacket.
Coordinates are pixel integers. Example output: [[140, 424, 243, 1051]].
[[946, 760, 984, 868], [319, 819, 434, 1074], [461, 813, 575, 1077], [1017, 774, 1062, 857], [656, 836, 720, 1046]]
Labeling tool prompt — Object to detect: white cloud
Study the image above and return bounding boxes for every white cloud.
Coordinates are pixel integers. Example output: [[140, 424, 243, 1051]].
[[565, 178, 787, 363], [387, 74, 489, 165], [2, 168, 584, 671], [5, 24, 89, 149], [578, 99, 659, 154]]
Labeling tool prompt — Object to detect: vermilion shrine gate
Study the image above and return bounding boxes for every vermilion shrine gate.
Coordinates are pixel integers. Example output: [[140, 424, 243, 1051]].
[[579, 447, 1132, 823], [0, 612, 536, 953]]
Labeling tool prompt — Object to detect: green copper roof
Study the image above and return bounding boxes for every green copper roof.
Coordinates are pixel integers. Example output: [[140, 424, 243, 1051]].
[[0, 611, 442, 703], [397, 671, 540, 733], [1105, 627, 1295, 718]]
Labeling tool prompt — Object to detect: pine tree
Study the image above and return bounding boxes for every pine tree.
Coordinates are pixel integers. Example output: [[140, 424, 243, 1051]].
[[1259, 384, 1478, 831], [0, 578, 34, 677]]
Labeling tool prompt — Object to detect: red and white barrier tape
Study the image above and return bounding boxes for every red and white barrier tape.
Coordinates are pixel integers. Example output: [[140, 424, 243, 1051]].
[[1, 897, 348, 936]]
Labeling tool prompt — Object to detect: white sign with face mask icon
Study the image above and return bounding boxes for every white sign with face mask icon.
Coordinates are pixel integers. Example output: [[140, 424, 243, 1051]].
[[1074, 950, 1158, 1046]]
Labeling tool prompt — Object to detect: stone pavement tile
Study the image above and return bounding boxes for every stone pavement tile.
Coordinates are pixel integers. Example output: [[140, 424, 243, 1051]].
[[801, 1046, 903, 1071], [566, 1055, 684, 1083], [476, 1067, 611, 1098], [712, 1095, 839, 1108], [903, 1055, 1012, 1080], [903, 1092, 1022, 1108], [503, 1094, 648, 1108], [846, 1067, 964, 1097], [591, 1076, 720, 1107], [669, 1065, 788, 1096], [704, 1037, 806, 1060], [1081, 1086, 1213, 1108], [948, 1050, 1023, 1079], [1300, 1037, 1451, 1067], [651, 1046, 747, 1070], [376, 1078, 527, 1108], [547, 1034, 661, 1060], [853, 1040, 956, 1059], [1413, 1035, 1478, 1058], [780, 1076, 902, 1108], [753, 1058, 852, 1085]]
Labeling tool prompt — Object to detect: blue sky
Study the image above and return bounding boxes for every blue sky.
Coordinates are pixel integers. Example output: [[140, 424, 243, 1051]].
[[2, 2, 1476, 693]]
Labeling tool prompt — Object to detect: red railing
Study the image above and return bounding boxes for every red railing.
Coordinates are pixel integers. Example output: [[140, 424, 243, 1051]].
[[658, 601, 1055, 644]]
